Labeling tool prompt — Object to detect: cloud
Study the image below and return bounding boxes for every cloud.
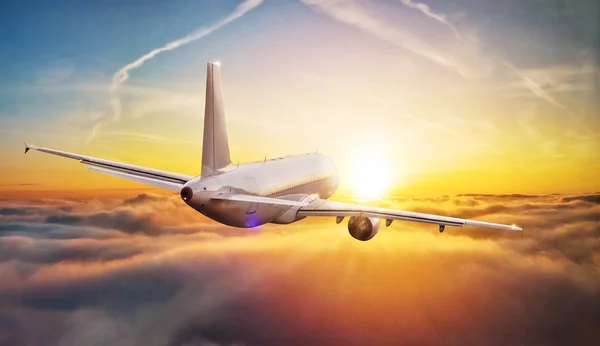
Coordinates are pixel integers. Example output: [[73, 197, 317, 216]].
[[86, 0, 264, 145], [0, 235, 145, 264], [121, 193, 168, 206], [45, 210, 159, 235], [0, 194, 255, 242], [0, 208, 37, 216], [0, 313, 25, 346], [0, 183, 38, 188], [561, 194, 600, 204], [0, 193, 599, 345], [456, 193, 543, 199]]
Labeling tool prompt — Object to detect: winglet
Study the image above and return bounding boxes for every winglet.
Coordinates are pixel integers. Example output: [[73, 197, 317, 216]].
[[24, 142, 31, 154]]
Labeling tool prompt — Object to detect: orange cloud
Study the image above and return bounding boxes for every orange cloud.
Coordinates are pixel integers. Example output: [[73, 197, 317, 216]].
[[0, 193, 599, 345]]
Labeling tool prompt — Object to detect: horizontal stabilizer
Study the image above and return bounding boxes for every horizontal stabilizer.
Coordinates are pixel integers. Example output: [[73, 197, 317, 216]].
[[86, 167, 184, 192], [211, 194, 309, 207]]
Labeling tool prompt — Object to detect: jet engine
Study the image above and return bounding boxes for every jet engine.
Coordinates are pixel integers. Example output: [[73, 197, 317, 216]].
[[348, 216, 380, 241], [180, 187, 194, 202]]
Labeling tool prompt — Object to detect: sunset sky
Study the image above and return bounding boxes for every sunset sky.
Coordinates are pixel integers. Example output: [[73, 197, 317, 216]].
[[1, 0, 598, 196], [1, 1, 599, 345]]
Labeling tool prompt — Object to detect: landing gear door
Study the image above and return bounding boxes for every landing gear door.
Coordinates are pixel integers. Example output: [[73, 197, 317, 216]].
[[245, 177, 259, 214]]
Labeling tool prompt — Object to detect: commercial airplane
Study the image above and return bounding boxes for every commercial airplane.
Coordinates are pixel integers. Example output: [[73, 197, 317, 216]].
[[25, 62, 522, 241]]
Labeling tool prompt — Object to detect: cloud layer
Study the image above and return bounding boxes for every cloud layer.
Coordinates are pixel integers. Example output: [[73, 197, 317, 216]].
[[0, 192, 599, 345]]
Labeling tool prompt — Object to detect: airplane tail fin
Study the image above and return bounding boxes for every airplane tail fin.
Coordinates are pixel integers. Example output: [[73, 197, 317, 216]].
[[201, 61, 231, 177]]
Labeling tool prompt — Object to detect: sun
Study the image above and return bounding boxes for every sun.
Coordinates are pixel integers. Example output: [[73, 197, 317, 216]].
[[349, 149, 392, 199]]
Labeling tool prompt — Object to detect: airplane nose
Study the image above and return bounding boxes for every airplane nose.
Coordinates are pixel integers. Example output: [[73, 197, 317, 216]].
[[180, 186, 194, 202]]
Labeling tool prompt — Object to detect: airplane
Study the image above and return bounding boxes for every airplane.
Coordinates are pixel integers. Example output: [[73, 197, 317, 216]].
[[24, 61, 523, 241]]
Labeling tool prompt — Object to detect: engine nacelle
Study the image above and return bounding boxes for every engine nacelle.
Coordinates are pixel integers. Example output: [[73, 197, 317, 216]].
[[348, 216, 380, 241]]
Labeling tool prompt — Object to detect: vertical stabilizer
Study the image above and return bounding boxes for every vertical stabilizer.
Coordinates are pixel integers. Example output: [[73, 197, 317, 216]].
[[201, 61, 231, 177]]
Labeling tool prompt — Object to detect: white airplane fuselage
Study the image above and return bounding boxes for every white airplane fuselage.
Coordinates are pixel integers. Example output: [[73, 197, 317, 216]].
[[182, 153, 339, 228]]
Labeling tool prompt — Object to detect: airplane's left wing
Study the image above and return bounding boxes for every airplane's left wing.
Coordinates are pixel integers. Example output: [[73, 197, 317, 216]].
[[24, 143, 193, 191], [297, 198, 522, 232]]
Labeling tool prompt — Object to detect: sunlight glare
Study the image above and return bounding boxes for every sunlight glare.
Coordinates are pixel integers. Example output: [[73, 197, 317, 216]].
[[349, 149, 392, 199]]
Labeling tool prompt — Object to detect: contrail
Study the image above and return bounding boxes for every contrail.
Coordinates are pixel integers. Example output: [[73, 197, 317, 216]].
[[500, 60, 570, 112], [398, 0, 470, 46], [299, 0, 459, 74], [397, 0, 571, 113], [110, 0, 263, 93], [86, 0, 263, 145]]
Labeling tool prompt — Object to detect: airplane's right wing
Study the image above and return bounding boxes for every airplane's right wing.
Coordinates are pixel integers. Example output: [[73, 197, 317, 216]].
[[24, 143, 193, 191], [297, 198, 522, 232]]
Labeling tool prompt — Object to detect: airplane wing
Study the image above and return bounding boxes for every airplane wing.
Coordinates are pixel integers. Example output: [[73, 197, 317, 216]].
[[24, 143, 193, 191], [297, 198, 523, 232]]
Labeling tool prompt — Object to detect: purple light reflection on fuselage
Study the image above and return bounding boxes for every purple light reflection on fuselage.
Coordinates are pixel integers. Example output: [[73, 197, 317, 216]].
[[245, 214, 262, 229]]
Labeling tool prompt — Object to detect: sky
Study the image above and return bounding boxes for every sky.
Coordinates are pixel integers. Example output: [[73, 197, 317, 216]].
[[0, 0, 599, 195], [0, 1, 600, 345]]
